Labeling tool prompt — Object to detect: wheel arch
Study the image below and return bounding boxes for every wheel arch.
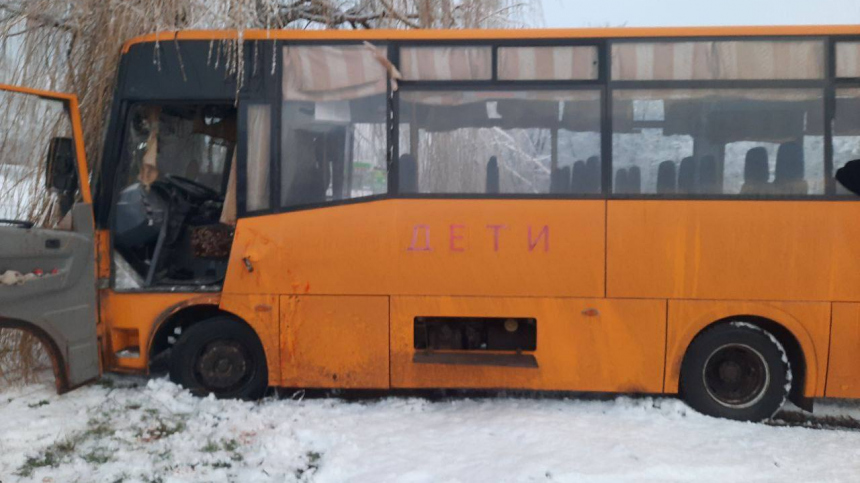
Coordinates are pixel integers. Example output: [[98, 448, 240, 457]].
[[147, 301, 262, 370], [0, 317, 71, 393], [666, 303, 823, 404]]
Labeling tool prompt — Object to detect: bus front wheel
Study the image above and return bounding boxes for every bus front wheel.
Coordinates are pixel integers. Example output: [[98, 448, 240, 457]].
[[169, 317, 268, 400], [680, 322, 790, 422]]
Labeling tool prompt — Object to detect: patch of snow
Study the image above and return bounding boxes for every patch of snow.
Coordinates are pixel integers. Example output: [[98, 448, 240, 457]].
[[0, 166, 35, 220], [2, 377, 860, 482], [729, 320, 793, 408], [113, 252, 144, 290]]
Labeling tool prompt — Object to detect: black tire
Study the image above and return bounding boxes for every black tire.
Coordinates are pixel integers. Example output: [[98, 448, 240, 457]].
[[680, 322, 790, 422], [169, 317, 268, 400]]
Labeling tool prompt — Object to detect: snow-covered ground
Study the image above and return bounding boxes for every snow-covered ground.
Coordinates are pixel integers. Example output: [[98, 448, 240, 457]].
[[2, 376, 860, 483]]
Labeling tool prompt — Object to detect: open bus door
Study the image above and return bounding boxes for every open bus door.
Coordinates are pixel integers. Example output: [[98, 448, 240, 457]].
[[0, 84, 99, 393]]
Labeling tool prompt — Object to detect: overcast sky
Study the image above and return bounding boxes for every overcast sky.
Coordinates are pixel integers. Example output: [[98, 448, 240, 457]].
[[541, 0, 860, 28]]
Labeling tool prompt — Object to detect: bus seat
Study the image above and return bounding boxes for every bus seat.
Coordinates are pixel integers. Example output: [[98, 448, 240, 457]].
[[740, 147, 770, 195], [561, 166, 572, 193], [289, 163, 325, 204], [698, 155, 720, 194], [549, 168, 570, 194], [774, 142, 808, 195], [627, 166, 642, 194], [486, 156, 500, 194], [286, 130, 326, 205], [585, 156, 601, 193], [550, 166, 570, 194], [614, 168, 629, 193], [656, 160, 677, 194], [399, 154, 418, 193], [678, 156, 697, 194], [550, 168, 562, 193], [572, 160, 586, 193]]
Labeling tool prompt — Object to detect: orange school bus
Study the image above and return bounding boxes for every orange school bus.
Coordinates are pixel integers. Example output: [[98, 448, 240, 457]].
[[3, 25, 860, 421]]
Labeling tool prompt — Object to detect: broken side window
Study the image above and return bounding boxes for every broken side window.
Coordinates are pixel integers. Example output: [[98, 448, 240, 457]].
[[0, 90, 77, 229], [279, 44, 389, 210]]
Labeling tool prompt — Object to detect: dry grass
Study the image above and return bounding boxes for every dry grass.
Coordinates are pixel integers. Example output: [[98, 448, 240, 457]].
[[0, 329, 53, 387]]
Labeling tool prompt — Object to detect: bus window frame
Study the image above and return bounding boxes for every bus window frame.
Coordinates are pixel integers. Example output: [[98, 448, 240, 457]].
[[607, 35, 833, 199], [395, 83, 605, 198], [835, 37, 860, 81], [235, 40, 281, 219], [609, 37, 829, 82], [831, 34, 860, 197], [237, 100, 277, 216], [390, 38, 608, 202], [234, 33, 860, 219], [251, 40, 394, 217]]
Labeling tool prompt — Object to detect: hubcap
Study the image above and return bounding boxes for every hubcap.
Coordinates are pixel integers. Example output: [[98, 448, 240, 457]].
[[702, 343, 770, 409], [194, 340, 253, 392]]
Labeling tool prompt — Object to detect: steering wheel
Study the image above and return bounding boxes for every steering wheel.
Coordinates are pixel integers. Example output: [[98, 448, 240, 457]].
[[0, 219, 35, 229], [163, 175, 222, 201]]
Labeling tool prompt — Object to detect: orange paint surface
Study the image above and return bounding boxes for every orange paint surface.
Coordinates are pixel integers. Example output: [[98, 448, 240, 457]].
[[98, 197, 848, 399], [123, 25, 860, 53], [100, 291, 215, 372], [224, 199, 604, 298], [390, 296, 666, 392], [215, 198, 844, 396], [608, 201, 860, 302], [96, 230, 111, 279], [224, 201, 397, 297], [0, 82, 79, 101], [826, 303, 860, 398], [220, 294, 281, 387], [665, 299, 831, 397], [67, 95, 92, 203], [279, 295, 389, 389]]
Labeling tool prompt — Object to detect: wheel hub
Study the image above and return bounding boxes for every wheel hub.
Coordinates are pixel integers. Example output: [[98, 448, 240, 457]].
[[195, 341, 250, 391], [718, 361, 742, 383], [703, 343, 770, 409]]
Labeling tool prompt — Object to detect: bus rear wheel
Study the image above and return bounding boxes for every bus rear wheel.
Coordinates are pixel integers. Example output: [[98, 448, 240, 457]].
[[169, 317, 268, 400], [680, 323, 790, 422]]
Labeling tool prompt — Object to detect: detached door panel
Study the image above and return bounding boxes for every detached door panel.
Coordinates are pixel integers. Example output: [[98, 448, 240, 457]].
[[0, 85, 97, 390]]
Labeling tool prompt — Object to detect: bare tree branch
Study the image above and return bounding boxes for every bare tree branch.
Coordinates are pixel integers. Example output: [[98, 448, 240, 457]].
[[0, 0, 537, 196], [0, 3, 76, 32]]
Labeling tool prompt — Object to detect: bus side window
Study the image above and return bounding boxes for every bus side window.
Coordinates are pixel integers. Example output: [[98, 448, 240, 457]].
[[0, 90, 77, 228], [834, 88, 860, 195], [611, 89, 825, 196], [280, 45, 389, 209], [244, 104, 271, 212], [399, 90, 602, 195]]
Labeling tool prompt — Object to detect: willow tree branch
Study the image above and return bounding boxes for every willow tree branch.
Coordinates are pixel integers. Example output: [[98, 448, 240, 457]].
[[0, 3, 76, 32], [276, 0, 420, 29]]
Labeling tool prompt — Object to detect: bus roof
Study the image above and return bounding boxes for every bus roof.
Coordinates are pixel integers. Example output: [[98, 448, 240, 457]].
[[122, 25, 860, 53]]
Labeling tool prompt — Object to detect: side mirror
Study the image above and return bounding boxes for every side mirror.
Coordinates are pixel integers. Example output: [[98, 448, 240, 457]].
[[46, 137, 77, 192]]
